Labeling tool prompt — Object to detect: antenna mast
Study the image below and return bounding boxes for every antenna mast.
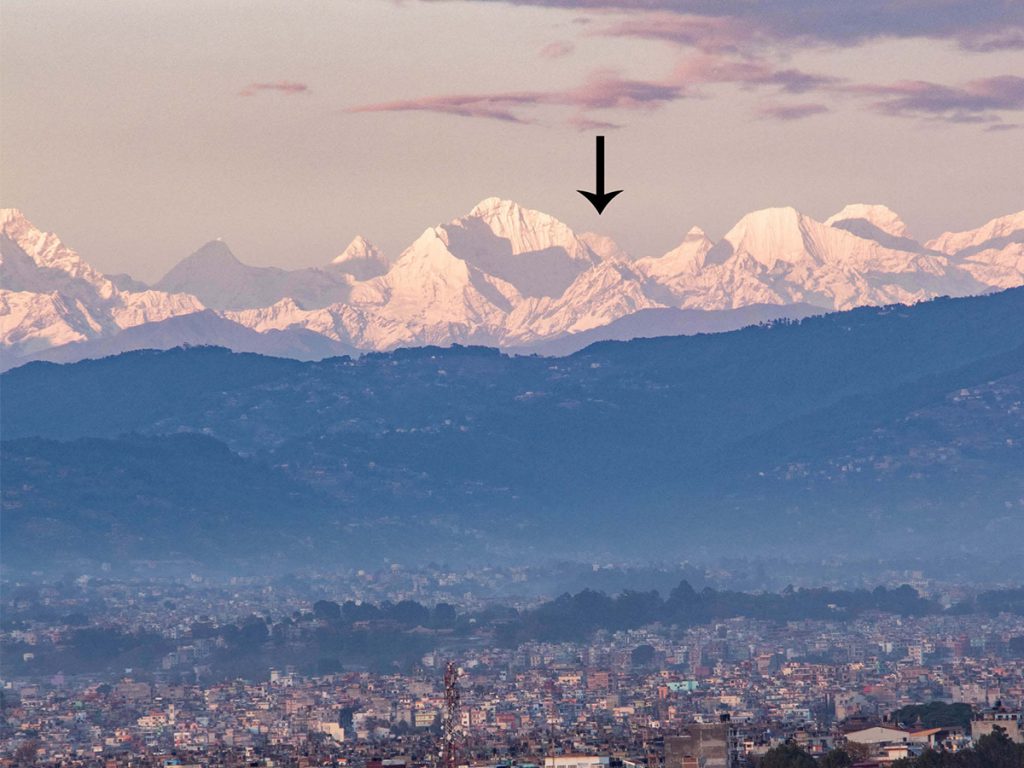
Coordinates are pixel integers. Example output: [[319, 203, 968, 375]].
[[440, 661, 461, 768]]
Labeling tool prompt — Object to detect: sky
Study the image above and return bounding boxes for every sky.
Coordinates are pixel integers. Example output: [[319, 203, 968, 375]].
[[2, 0, 1024, 282]]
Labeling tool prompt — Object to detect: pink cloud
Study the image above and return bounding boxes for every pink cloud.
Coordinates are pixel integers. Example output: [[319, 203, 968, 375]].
[[348, 71, 685, 126], [239, 81, 310, 97], [540, 40, 575, 58], [349, 94, 534, 123], [671, 55, 840, 93], [564, 71, 684, 109], [348, 54, 839, 128], [596, 14, 755, 53], [348, 34, 1022, 131], [759, 102, 829, 121], [567, 113, 623, 131]]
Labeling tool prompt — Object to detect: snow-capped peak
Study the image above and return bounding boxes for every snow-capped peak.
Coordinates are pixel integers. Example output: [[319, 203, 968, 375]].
[[1, 209, 205, 356], [635, 225, 713, 279], [330, 235, 388, 279], [728, 206, 803, 233], [927, 210, 1024, 255], [465, 197, 594, 262], [332, 235, 382, 265], [469, 196, 515, 217], [712, 207, 809, 268], [1, 207, 111, 290], [672, 225, 714, 261], [4, 201, 1024, 365], [1, 207, 28, 228], [826, 204, 908, 238], [579, 232, 630, 262]]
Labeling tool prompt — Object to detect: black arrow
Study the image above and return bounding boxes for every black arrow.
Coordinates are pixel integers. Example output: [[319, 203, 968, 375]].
[[577, 135, 623, 214]]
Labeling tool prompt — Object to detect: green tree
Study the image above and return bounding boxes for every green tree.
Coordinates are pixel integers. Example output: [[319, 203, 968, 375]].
[[630, 644, 657, 668], [820, 749, 853, 768], [973, 730, 1023, 768], [313, 600, 342, 622], [894, 702, 973, 730], [760, 743, 816, 768], [13, 740, 38, 766]]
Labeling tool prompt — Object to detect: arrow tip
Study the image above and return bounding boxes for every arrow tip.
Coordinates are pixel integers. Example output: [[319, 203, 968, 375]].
[[577, 189, 623, 215]]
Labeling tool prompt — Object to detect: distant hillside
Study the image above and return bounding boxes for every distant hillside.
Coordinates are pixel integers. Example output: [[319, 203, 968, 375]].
[[4, 310, 357, 370], [3, 288, 1023, 571]]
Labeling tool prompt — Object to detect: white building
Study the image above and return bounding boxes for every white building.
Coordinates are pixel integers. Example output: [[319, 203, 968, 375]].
[[545, 756, 610, 768]]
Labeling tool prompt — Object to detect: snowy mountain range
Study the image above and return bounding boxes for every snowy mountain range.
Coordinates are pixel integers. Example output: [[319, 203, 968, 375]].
[[2, 199, 1022, 368]]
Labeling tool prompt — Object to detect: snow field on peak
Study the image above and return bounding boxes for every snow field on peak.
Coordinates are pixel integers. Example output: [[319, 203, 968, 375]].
[[3, 201, 1024, 361]]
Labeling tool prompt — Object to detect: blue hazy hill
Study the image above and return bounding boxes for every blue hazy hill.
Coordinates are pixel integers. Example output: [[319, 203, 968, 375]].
[[3, 288, 1023, 571]]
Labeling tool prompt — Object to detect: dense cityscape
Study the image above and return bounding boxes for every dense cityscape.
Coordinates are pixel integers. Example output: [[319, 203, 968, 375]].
[[3, 568, 1022, 767]]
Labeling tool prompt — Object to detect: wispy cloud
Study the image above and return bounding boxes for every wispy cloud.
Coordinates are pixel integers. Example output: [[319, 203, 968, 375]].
[[759, 102, 829, 121], [349, 93, 534, 123], [567, 113, 623, 131], [958, 29, 1024, 52], [351, 63, 1024, 129], [349, 56, 837, 128], [672, 55, 840, 93], [349, 71, 686, 127], [565, 71, 684, 109], [540, 40, 575, 58], [355, 2, 1024, 130], [850, 75, 1024, 123], [595, 14, 752, 53], [240, 81, 310, 97], [429, 0, 1024, 51]]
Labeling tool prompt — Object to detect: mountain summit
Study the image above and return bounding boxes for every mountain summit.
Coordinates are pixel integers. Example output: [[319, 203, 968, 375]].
[[3, 201, 1023, 367], [1, 208, 203, 356], [155, 239, 355, 311], [826, 204, 909, 238], [330, 235, 388, 279]]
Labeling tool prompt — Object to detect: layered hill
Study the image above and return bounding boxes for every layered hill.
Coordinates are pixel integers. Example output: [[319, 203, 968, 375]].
[[2, 201, 1022, 368], [3, 288, 1023, 571]]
